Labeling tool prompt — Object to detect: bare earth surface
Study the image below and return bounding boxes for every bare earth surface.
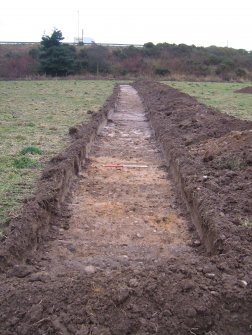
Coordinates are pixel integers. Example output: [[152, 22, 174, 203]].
[[0, 85, 251, 335], [235, 86, 252, 94]]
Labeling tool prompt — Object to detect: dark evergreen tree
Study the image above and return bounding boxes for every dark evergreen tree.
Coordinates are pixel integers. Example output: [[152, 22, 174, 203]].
[[41, 29, 64, 48], [39, 29, 77, 76]]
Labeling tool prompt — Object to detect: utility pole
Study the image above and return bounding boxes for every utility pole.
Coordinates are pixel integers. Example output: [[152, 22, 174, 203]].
[[77, 10, 80, 42]]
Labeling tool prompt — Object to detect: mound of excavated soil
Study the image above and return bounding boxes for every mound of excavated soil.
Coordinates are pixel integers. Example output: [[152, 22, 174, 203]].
[[133, 80, 252, 253], [133, 80, 252, 329], [235, 86, 252, 94]]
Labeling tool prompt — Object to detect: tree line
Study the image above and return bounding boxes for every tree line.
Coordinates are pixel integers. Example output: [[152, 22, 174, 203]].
[[0, 29, 252, 80]]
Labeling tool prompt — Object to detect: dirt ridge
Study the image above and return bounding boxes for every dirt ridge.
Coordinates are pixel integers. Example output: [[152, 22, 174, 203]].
[[133, 80, 252, 255]]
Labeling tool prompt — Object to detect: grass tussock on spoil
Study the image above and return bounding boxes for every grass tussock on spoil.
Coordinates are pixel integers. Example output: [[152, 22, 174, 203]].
[[133, 80, 252, 258], [0, 80, 117, 229]]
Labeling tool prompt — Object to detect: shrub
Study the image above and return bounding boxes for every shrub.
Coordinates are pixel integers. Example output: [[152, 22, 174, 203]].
[[235, 68, 247, 77], [78, 45, 111, 74], [155, 67, 170, 76]]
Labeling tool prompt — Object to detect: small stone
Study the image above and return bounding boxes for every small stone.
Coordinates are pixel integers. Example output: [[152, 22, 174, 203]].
[[238, 280, 248, 288], [220, 234, 226, 240], [203, 175, 208, 181], [84, 265, 96, 274], [196, 305, 207, 314], [67, 244, 76, 252], [205, 273, 216, 279], [217, 262, 229, 272], [29, 304, 43, 322], [122, 255, 129, 259], [186, 307, 197, 317], [92, 326, 111, 335], [29, 271, 51, 283], [129, 278, 139, 287], [162, 309, 173, 317], [182, 280, 195, 292], [8, 265, 33, 278], [210, 290, 219, 297], [115, 287, 130, 304], [193, 240, 201, 247], [202, 265, 216, 274], [76, 325, 89, 335], [136, 233, 142, 238]]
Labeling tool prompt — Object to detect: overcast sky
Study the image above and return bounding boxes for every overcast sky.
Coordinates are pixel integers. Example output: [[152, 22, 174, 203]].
[[1, 0, 251, 50]]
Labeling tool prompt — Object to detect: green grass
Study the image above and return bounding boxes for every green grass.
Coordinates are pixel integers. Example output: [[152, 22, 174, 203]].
[[164, 81, 252, 121], [0, 80, 117, 229], [14, 156, 37, 169], [20, 146, 43, 155]]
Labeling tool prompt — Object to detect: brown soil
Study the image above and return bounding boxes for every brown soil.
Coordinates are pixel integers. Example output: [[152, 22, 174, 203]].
[[0, 83, 252, 335], [235, 86, 252, 94]]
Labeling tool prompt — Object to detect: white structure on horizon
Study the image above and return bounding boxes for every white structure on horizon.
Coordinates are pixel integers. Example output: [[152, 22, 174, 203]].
[[74, 36, 95, 44]]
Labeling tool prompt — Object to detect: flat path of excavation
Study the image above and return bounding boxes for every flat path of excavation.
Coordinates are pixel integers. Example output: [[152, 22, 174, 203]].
[[0, 86, 212, 335], [47, 85, 192, 275]]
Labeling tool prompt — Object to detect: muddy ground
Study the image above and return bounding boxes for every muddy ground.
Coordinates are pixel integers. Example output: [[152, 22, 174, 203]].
[[0, 82, 252, 335], [235, 86, 252, 94]]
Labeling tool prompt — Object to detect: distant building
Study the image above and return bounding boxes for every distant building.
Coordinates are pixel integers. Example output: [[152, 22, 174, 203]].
[[84, 37, 95, 44], [74, 36, 95, 44]]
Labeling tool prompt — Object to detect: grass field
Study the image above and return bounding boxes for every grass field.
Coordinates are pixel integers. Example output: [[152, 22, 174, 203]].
[[165, 81, 252, 121], [0, 80, 117, 230]]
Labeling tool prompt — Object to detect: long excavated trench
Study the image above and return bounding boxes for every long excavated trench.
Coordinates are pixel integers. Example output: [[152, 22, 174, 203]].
[[46, 85, 193, 276], [1, 85, 250, 335]]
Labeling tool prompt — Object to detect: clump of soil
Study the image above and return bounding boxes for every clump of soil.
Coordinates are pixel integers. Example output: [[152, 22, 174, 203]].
[[235, 86, 252, 94]]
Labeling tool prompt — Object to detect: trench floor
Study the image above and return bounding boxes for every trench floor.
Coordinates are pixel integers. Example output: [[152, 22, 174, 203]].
[[46, 84, 193, 276]]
